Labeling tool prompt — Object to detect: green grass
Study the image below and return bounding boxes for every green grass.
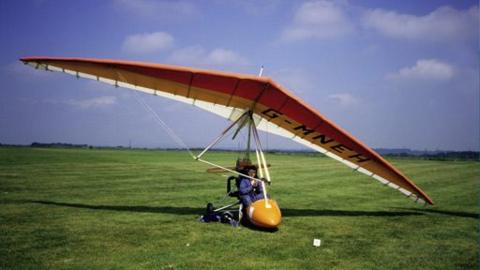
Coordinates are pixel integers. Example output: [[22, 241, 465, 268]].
[[0, 147, 478, 270]]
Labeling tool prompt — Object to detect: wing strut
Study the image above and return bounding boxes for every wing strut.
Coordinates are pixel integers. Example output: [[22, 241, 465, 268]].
[[194, 111, 271, 188]]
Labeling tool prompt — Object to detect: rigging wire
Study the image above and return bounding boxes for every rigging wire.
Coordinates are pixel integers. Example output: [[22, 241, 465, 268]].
[[115, 69, 195, 159], [131, 91, 196, 159]]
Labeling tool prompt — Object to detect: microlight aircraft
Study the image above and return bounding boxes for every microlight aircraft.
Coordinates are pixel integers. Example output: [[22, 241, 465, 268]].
[[20, 57, 434, 229]]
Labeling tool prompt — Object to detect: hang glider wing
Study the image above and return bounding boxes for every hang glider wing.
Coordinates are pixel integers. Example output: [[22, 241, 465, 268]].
[[20, 57, 434, 205]]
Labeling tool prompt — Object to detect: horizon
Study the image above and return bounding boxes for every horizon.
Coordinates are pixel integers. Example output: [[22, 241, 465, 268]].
[[3, 141, 479, 154]]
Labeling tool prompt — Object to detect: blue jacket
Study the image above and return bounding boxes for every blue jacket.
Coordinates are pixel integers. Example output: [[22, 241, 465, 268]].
[[238, 176, 264, 207]]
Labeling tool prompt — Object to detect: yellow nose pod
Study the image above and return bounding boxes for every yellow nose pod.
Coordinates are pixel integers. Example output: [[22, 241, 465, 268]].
[[247, 199, 282, 229]]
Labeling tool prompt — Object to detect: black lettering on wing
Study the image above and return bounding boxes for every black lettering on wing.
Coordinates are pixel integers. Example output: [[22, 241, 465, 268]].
[[349, 153, 371, 163], [312, 134, 334, 144], [294, 125, 315, 136], [330, 144, 352, 153], [261, 108, 282, 119]]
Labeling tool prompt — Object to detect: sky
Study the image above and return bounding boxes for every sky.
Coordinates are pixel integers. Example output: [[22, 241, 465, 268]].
[[0, 0, 478, 151]]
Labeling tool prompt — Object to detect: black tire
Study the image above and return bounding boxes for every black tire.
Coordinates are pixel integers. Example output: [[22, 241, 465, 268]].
[[221, 211, 234, 223]]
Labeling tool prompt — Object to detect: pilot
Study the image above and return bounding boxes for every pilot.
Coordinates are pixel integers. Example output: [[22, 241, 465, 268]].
[[238, 167, 265, 208]]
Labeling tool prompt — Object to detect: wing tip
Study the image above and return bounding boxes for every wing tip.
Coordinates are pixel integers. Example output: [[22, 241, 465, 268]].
[[19, 57, 31, 63]]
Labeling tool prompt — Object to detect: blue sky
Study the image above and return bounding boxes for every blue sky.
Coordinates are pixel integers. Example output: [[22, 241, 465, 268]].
[[0, 0, 478, 151]]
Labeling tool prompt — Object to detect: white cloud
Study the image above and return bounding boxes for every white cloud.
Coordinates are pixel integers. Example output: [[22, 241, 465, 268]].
[[207, 49, 249, 66], [218, 0, 280, 16], [122, 32, 174, 54], [363, 5, 478, 42], [269, 68, 314, 94], [327, 93, 360, 107], [113, 0, 197, 21], [70, 96, 117, 109], [168, 46, 249, 68], [387, 59, 455, 81], [44, 96, 117, 109], [281, 1, 353, 41]]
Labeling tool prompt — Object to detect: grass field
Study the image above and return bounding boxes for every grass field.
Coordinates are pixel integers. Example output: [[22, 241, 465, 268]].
[[1, 147, 478, 270]]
